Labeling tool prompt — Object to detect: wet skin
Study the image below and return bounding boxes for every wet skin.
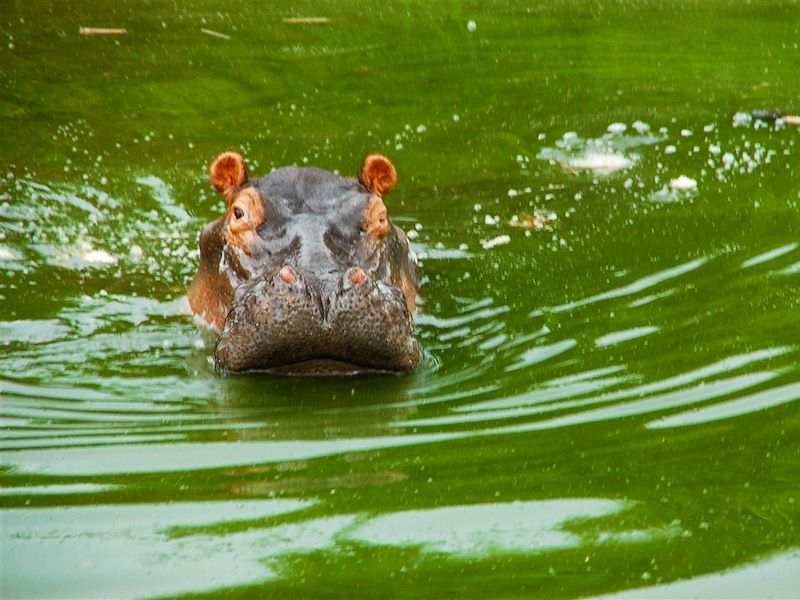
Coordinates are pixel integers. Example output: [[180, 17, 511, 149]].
[[188, 152, 422, 374]]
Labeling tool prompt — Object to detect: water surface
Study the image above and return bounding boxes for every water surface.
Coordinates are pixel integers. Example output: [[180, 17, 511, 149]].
[[2, 1, 799, 598]]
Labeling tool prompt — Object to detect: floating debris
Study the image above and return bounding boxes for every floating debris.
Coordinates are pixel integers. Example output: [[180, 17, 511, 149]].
[[201, 28, 231, 40], [748, 110, 800, 125], [79, 27, 127, 36], [509, 211, 558, 231], [607, 122, 627, 134]]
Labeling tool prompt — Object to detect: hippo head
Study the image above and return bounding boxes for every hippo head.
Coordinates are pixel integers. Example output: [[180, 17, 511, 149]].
[[188, 151, 422, 374]]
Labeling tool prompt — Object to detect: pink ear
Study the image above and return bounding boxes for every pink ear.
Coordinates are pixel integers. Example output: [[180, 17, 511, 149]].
[[359, 154, 397, 196], [209, 151, 249, 200]]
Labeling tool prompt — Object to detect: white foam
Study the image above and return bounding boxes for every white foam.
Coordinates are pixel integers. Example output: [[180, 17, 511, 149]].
[[129, 244, 143, 262], [733, 111, 752, 128], [722, 152, 736, 168], [569, 152, 633, 173], [81, 249, 118, 266], [648, 185, 682, 203], [0, 245, 19, 260], [669, 175, 698, 191]]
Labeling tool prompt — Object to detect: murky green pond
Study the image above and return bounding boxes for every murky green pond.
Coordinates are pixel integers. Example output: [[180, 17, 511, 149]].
[[2, 1, 799, 597]]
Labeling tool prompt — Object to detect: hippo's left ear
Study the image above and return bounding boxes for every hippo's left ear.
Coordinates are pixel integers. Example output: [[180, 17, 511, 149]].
[[359, 154, 397, 197], [210, 151, 249, 201]]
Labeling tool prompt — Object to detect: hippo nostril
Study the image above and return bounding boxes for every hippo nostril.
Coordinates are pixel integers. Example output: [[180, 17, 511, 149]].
[[350, 268, 366, 285], [278, 266, 297, 285]]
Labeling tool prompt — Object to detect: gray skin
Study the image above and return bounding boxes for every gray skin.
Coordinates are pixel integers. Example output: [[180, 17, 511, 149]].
[[188, 157, 422, 374]]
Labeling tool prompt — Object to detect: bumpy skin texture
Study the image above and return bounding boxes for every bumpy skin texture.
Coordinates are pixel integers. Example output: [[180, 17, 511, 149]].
[[188, 153, 422, 374]]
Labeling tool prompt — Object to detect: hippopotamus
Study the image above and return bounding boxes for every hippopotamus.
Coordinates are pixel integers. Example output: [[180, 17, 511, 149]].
[[188, 151, 422, 374]]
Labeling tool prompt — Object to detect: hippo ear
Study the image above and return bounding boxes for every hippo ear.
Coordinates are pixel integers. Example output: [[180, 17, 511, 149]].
[[359, 154, 397, 197], [209, 151, 249, 200]]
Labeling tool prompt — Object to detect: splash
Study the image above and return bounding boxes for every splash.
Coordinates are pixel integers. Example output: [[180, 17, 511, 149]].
[[536, 125, 664, 175]]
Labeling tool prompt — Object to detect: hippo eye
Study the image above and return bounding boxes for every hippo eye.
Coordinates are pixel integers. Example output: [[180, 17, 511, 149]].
[[363, 196, 390, 241], [233, 207, 244, 220]]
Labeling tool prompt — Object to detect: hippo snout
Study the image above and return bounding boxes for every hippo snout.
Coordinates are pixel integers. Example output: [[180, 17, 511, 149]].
[[214, 267, 421, 374]]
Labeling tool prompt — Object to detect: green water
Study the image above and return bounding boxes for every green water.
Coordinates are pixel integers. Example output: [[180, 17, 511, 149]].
[[2, 1, 799, 597]]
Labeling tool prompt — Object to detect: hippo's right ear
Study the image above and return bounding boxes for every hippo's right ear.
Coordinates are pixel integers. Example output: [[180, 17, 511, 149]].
[[359, 154, 397, 197], [209, 151, 249, 201]]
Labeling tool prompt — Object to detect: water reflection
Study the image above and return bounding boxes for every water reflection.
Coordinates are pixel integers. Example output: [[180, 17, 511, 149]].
[[600, 549, 800, 599], [1, 483, 117, 496], [647, 381, 800, 429], [4, 496, 681, 598], [2, 499, 314, 599], [346, 499, 630, 555], [1, 435, 463, 477], [741, 242, 798, 269]]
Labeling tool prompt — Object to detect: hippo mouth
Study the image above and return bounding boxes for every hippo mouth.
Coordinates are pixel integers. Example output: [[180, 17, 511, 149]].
[[213, 266, 422, 374]]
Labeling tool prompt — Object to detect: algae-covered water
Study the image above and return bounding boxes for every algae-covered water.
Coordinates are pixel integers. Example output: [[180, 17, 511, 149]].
[[1, 1, 799, 598]]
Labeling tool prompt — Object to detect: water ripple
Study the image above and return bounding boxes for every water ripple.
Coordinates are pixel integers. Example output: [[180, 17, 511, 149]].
[[741, 242, 798, 269], [504, 338, 578, 372], [0, 434, 463, 476], [397, 372, 776, 430], [647, 381, 800, 428], [543, 257, 709, 314]]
